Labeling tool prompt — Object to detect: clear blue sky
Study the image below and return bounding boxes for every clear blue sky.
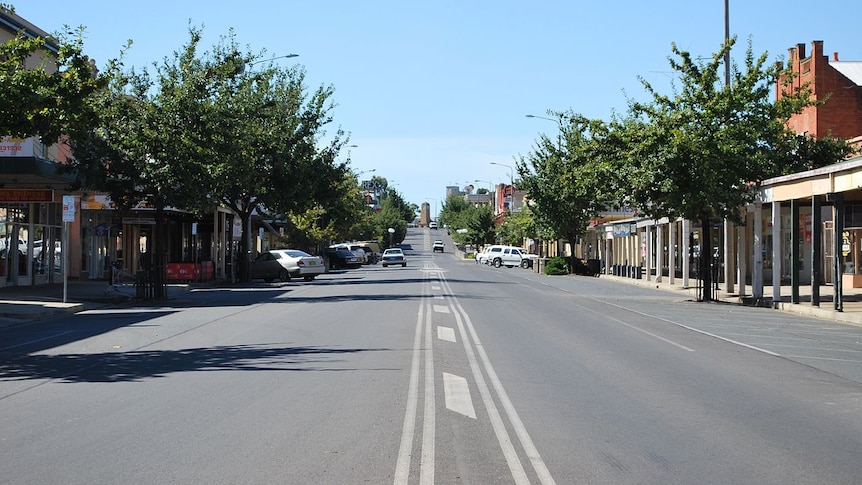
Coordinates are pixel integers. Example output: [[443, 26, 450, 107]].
[[15, 1, 862, 211]]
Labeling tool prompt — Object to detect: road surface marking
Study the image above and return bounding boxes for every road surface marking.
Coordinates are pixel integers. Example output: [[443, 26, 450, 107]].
[[433, 304, 450, 313], [442, 277, 556, 485], [443, 373, 477, 419], [421, 301, 436, 485], [393, 304, 424, 485], [437, 326, 456, 342], [432, 285, 441, 291]]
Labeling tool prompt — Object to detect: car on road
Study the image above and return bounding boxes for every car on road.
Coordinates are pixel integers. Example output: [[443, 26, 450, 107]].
[[249, 251, 291, 282], [324, 248, 362, 270], [432, 240, 444, 253], [330, 243, 368, 265], [476, 245, 504, 265], [270, 249, 325, 281], [488, 246, 527, 268], [428, 221, 438, 230], [381, 248, 407, 267]]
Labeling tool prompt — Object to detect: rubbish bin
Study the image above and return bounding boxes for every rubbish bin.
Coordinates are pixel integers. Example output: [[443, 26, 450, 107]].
[[586, 259, 601, 276]]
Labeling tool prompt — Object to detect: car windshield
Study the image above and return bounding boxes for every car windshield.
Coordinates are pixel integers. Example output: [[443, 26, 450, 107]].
[[384, 249, 403, 255]]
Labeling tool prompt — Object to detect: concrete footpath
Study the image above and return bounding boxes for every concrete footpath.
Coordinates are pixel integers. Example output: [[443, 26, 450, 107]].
[[601, 273, 862, 327], [0, 281, 191, 328]]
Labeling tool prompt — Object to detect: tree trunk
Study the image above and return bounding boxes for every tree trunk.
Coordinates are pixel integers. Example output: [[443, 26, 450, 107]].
[[238, 212, 251, 283], [700, 216, 712, 301]]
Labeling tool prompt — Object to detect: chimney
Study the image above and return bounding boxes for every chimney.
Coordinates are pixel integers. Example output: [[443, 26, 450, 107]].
[[833, 52, 839, 62]]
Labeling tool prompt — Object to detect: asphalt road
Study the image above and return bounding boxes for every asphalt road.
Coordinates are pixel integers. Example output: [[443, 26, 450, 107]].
[[2, 228, 862, 484]]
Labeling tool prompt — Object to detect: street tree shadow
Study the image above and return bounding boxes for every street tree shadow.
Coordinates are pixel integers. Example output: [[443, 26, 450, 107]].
[[0, 343, 391, 383]]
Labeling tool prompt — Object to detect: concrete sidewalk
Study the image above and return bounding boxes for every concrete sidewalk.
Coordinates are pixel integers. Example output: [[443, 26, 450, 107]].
[[603, 273, 862, 326]]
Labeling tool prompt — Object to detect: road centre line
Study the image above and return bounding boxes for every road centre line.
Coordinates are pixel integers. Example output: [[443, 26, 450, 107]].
[[439, 275, 556, 485], [421, 294, 437, 484], [393, 301, 424, 485]]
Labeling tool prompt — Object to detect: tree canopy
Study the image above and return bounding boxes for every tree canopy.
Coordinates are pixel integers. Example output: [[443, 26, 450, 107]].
[[0, 21, 105, 143], [68, 26, 351, 281]]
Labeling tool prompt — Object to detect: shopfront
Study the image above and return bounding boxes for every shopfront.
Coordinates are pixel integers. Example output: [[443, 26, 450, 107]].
[[0, 190, 63, 287]]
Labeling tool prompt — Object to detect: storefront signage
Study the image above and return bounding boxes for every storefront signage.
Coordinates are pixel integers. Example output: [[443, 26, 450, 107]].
[[0, 188, 54, 202], [0, 136, 34, 157], [62, 195, 76, 222], [612, 223, 635, 237], [122, 217, 156, 225]]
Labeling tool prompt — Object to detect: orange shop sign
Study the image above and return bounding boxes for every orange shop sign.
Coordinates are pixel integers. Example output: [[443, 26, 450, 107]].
[[0, 189, 54, 202]]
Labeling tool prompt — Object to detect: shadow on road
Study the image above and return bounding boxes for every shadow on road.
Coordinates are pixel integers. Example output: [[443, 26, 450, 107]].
[[0, 343, 391, 384]]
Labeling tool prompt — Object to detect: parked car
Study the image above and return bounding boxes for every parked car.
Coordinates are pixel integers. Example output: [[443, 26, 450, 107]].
[[476, 245, 505, 265], [269, 249, 325, 281], [519, 251, 539, 269], [359, 241, 382, 264], [432, 240, 444, 253], [324, 248, 362, 270], [330, 243, 368, 265], [489, 246, 526, 268], [249, 251, 291, 282], [381, 248, 407, 267]]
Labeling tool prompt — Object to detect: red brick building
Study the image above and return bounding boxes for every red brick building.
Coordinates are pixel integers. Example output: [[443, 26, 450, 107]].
[[778, 40, 862, 143]]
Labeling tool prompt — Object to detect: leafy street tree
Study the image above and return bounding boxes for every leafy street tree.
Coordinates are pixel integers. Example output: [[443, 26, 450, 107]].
[[517, 112, 609, 272], [69, 27, 349, 282], [438, 194, 495, 250], [606, 37, 853, 299], [0, 18, 105, 144], [497, 204, 536, 248]]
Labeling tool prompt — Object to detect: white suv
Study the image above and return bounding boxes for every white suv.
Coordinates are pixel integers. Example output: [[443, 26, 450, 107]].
[[487, 246, 526, 268], [476, 245, 504, 265]]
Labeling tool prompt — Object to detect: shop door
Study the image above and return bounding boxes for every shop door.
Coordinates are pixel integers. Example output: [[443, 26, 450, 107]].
[[824, 221, 834, 285]]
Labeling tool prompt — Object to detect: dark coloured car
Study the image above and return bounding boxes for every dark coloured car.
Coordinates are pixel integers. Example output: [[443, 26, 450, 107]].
[[324, 248, 361, 270]]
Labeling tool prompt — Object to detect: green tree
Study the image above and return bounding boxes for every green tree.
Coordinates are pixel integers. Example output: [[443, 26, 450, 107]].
[[0, 19, 105, 143], [497, 205, 535, 247], [517, 112, 608, 271], [70, 27, 348, 282], [438, 194, 495, 250], [609, 37, 851, 298]]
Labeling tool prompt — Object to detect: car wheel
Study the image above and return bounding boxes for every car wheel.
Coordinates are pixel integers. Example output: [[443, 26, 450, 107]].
[[402, 263, 407, 267], [383, 264, 388, 267], [493, 258, 502, 268], [279, 268, 290, 282], [303, 275, 314, 281], [520, 260, 529, 269]]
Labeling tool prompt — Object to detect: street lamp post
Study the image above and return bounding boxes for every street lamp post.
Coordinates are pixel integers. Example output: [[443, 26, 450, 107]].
[[246, 54, 300, 70], [526, 113, 565, 151], [490, 162, 514, 213]]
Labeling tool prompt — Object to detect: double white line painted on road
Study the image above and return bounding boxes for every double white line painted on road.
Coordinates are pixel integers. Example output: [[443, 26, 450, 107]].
[[394, 262, 556, 485], [439, 274, 556, 485], [394, 271, 438, 485]]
